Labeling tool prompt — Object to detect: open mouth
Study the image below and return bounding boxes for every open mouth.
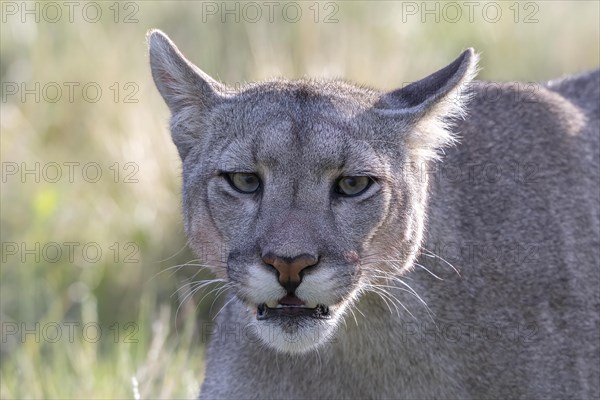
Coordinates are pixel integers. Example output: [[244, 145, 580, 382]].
[[256, 295, 331, 320]]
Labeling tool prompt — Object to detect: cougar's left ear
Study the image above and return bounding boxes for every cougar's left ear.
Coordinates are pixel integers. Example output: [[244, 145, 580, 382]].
[[375, 48, 479, 160]]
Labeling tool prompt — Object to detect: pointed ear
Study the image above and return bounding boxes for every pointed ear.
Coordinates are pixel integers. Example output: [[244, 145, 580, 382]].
[[147, 29, 229, 159], [376, 48, 479, 160], [147, 29, 225, 113]]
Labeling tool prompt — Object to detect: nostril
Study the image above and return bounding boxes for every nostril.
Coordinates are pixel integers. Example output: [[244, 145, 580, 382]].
[[298, 261, 318, 278], [282, 280, 300, 295]]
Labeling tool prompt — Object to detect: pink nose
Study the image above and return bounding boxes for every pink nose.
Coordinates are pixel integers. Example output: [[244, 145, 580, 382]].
[[262, 253, 318, 293]]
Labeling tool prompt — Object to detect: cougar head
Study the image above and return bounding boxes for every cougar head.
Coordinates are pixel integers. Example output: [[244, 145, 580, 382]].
[[148, 29, 478, 353]]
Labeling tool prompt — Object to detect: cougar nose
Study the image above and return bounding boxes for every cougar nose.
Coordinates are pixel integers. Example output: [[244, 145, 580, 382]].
[[262, 253, 318, 293]]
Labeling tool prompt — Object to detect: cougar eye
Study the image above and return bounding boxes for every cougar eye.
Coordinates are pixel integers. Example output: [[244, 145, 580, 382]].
[[335, 176, 371, 196], [227, 173, 261, 193]]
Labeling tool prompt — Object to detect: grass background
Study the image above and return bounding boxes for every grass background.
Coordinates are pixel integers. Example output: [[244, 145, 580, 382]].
[[1, 1, 598, 398]]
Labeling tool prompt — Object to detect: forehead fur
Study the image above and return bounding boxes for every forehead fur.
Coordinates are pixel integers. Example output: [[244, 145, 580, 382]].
[[200, 79, 397, 176], [212, 79, 391, 148], [233, 78, 382, 121]]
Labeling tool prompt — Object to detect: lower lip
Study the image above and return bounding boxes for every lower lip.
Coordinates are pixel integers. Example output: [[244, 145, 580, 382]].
[[256, 304, 331, 320]]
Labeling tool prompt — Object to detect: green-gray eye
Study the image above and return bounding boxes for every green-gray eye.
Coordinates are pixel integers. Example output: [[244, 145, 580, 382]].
[[227, 173, 261, 193], [335, 176, 371, 196]]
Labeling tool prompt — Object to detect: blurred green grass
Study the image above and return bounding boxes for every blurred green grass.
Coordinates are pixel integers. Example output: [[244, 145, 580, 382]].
[[1, 1, 598, 398]]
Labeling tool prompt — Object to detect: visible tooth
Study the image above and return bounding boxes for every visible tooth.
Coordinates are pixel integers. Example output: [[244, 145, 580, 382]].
[[266, 300, 278, 308], [305, 302, 317, 309], [276, 304, 284, 309]]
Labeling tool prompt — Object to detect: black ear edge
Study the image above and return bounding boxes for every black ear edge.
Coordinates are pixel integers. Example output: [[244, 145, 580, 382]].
[[416, 48, 477, 110], [375, 48, 479, 116], [372, 49, 480, 161]]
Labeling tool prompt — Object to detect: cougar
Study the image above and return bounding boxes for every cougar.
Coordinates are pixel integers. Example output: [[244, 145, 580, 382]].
[[148, 29, 599, 399]]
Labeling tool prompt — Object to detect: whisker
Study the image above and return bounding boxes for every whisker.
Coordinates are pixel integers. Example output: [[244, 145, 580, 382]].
[[421, 248, 461, 276], [153, 242, 191, 264], [174, 283, 198, 323], [146, 259, 217, 284], [171, 279, 227, 297], [209, 286, 234, 316], [365, 273, 436, 322], [414, 263, 444, 280], [365, 284, 415, 319], [213, 296, 237, 319], [173, 279, 231, 324], [365, 285, 399, 317], [368, 278, 429, 309], [197, 282, 232, 306], [347, 306, 360, 327]]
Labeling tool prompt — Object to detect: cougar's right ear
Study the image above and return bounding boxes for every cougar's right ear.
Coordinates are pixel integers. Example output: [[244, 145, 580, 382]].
[[148, 29, 228, 159], [148, 29, 225, 113]]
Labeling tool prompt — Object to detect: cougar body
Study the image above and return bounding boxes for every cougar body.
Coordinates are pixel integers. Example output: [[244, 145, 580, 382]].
[[148, 30, 600, 399]]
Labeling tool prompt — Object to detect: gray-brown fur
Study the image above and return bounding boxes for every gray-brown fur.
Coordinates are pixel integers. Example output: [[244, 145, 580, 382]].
[[148, 29, 599, 399]]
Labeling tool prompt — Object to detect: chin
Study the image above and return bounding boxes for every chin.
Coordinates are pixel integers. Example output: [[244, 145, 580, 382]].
[[249, 303, 343, 354], [234, 264, 361, 353]]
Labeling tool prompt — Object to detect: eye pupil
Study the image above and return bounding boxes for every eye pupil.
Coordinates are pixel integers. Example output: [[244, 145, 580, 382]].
[[228, 173, 260, 193], [336, 176, 370, 196]]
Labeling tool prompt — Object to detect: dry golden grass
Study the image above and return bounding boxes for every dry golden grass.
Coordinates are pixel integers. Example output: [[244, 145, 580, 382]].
[[1, 1, 598, 398]]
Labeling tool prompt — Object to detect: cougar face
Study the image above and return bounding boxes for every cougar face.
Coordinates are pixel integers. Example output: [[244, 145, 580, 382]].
[[148, 30, 477, 353], [180, 84, 428, 353]]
